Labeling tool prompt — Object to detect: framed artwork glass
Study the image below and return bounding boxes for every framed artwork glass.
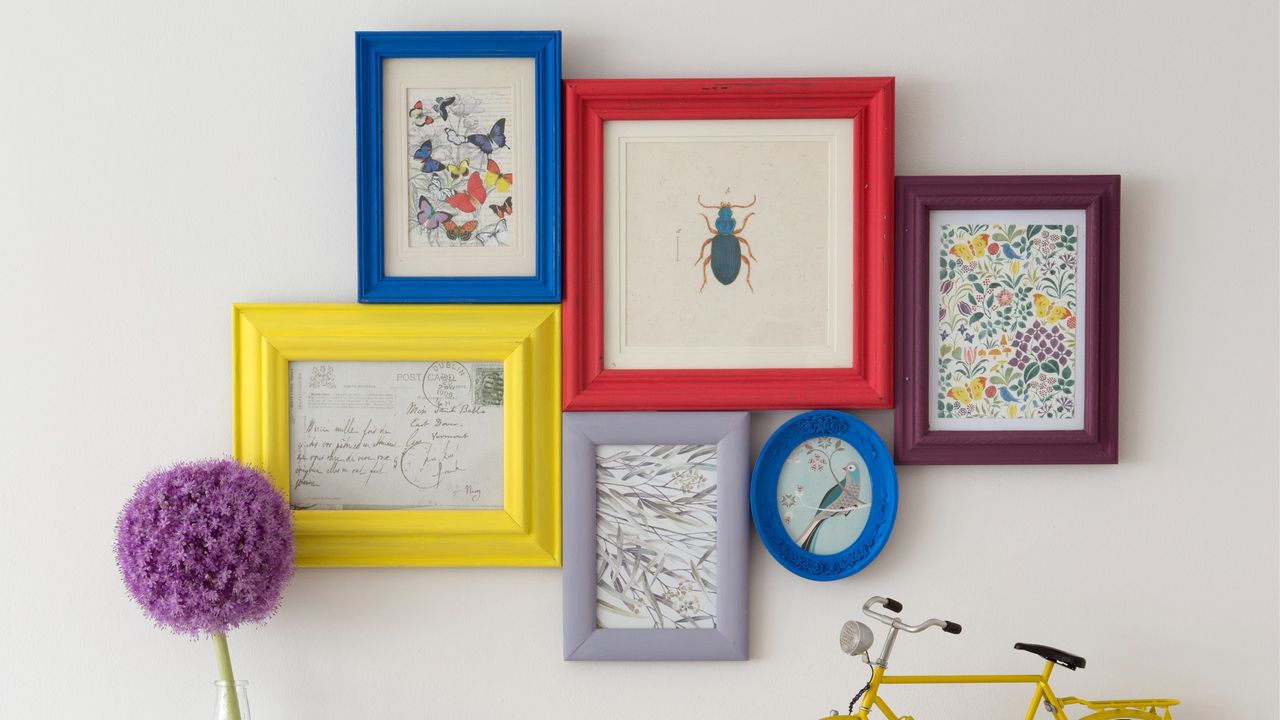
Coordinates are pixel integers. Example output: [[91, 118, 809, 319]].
[[562, 78, 894, 410], [232, 304, 560, 566], [356, 31, 561, 303], [895, 175, 1120, 464], [562, 412, 750, 660], [751, 411, 897, 582]]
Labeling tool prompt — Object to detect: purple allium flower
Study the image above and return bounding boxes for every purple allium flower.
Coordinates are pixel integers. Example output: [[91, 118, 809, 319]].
[[115, 459, 294, 636]]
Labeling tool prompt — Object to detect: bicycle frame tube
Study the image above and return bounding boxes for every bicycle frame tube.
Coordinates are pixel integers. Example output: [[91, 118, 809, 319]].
[[855, 660, 1069, 720]]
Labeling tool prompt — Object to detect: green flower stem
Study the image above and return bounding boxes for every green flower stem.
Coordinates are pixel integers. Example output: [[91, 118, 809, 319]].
[[213, 632, 243, 720]]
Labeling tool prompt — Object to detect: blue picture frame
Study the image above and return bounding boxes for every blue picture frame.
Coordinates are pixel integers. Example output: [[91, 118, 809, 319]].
[[356, 31, 561, 303], [750, 411, 898, 581]]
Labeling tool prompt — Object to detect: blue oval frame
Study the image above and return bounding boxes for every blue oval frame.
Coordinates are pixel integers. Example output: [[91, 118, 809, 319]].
[[751, 410, 898, 581]]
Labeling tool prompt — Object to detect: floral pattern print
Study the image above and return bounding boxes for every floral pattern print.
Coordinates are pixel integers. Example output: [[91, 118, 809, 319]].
[[937, 224, 1078, 420], [594, 444, 717, 630]]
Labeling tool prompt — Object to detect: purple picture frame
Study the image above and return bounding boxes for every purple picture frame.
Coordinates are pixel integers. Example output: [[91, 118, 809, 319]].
[[895, 175, 1120, 465], [562, 412, 750, 661]]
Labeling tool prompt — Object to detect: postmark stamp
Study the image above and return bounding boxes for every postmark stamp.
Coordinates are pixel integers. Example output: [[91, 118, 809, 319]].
[[421, 361, 471, 409], [473, 364, 504, 406]]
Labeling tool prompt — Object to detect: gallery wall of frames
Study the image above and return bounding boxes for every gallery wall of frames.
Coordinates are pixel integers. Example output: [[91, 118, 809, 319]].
[[232, 31, 1121, 661], [7, 1, 1277, 716]]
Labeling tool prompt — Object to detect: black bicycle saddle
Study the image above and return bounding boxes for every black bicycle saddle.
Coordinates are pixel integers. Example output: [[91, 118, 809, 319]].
[[1014, 642, 1086, 670]]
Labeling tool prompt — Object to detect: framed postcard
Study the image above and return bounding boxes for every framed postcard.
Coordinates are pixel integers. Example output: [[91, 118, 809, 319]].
[[562, 412, 749, 660], [751, 411, 897, 582], [895, 175, 1120, 464], [562, 78, 894, 410], [356, 31, 561, 303], [232, 304, 560, 566]]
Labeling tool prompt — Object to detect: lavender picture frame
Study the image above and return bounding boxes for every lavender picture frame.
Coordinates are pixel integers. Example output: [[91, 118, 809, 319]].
[[895, 175, 1120, 464], [562, 412, 750, 661]]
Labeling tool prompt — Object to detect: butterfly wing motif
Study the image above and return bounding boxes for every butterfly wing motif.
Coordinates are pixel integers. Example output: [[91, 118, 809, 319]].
[[445, 172, 488, 213], [443, 219, 478, 242], [970, 232, 990, 258], [416, 197, 451, 230], [409, 100, 433, 126], [946, 377, 986, 405], [488, 196, 512, 219], [473, 219, 509, 246], [467, 118, 507, 154], [1033, 293, 1073, 324], [433, 96, 456, 121], [447, 160, 469, 179], [412, 140, 445, 173], [949, 232, 990, 262], [948, 243, 973, 262], [482, 159, 512, 192], [424, 174, 452, 204], [444, 128, 468, 145]]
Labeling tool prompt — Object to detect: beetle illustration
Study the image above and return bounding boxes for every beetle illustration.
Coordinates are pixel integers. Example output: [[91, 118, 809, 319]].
[[694, 195, 758, 292]]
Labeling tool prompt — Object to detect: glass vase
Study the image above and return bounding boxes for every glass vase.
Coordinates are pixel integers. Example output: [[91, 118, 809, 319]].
[[214, 680, 251, 720]]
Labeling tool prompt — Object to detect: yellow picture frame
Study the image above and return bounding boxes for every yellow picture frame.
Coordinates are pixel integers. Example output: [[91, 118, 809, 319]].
[[232, 303, 560, 567]]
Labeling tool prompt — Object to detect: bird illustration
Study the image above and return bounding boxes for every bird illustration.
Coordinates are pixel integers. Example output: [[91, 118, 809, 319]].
[[795, 462, 867, 552], [1000, 244, 1023, 260]]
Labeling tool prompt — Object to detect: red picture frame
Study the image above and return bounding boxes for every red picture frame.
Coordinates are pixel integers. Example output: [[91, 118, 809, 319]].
[[562, 77, 895, 411], [895, 175, 1121, 464]]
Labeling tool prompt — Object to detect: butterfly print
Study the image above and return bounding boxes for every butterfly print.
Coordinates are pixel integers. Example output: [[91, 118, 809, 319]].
[[433, 96, 456, 121], [447, 160, 469, 179], [489, 196, 512, 220], [1032, 292, 1073, 324], [405, 89, 514, 248], [416, 196, 451, 230], [409, 100, 434, 126], [413, 140, 444, 173], [467, 118, 507, 154], [442, 219, 478, 243], [445, 172, 488, 213], [482, 159, 512, 192], [472, 219, 508, 246]]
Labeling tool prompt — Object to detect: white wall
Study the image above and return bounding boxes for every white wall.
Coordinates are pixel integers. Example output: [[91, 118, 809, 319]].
[[2, 1, 1276, 718]]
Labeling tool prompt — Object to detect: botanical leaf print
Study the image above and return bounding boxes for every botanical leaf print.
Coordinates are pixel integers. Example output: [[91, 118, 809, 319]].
[[937, 224, 1078, 420], [595, 444, 717, 630]]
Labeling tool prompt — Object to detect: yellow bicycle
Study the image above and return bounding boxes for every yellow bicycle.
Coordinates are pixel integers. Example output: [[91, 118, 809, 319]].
[[822, 597, 1179, 720]]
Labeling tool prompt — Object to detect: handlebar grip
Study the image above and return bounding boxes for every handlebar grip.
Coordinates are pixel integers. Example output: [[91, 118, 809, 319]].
[[943, 621, 962, 635], [882, 597, 904, 613]]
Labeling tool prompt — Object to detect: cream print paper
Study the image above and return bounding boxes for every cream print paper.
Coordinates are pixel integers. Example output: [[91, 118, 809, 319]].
[[602, 118, 854, 370], [381, 57, 536, 278], [289, 361, 503, 510]]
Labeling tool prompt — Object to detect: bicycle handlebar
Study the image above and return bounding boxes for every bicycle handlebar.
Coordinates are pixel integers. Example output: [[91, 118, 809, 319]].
[[863, 596, 963, 636]]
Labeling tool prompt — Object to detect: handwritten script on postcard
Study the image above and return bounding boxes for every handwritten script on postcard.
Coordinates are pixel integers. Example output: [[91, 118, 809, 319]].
[[288, 361, 504, 510]]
